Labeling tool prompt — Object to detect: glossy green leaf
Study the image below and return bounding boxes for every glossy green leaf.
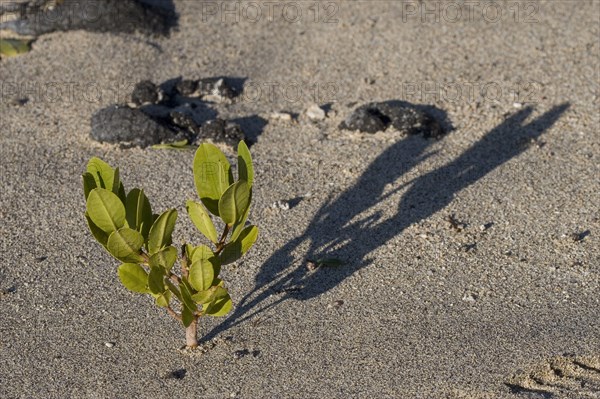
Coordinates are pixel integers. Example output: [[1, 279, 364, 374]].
[[151, 139, 193, 150], [237, 140, 254, 187], [148, 265, 166, 295], [107, 227, 145, 263], [179, 279, 197, 312], [126, 188, 153, 240], [117, 263, 149, 293], [191, 245, 221, 279], [181, 307, 195, 327], [112, 167, 122, 198], [191, 286, 218, 304], [203, 288, 232, 316], [86, 188, 126, 234], [220, 225, 259, 265], [218, 181, 250, 226], [149, 246, 177, 271], [0, 39, 31, 58], [193, 143, 233, 216], [165, 278, 182, 301], [87, 157, 115, 191], [230, 190, 252, 242], [147, 209, 177, 255], [85, 213, 109, 247], [189, 245, 217, 292], [82, 172, 97, 200], [154, 291, 171, 308], [186, 200, 218, 243]]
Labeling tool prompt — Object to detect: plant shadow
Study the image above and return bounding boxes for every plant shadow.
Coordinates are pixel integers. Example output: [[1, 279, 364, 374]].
[[204, 102, 570, 341]]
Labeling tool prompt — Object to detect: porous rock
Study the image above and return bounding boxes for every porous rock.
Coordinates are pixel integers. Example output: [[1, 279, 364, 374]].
[[340, 101, 444, 138], [90, 105, 174, 148]]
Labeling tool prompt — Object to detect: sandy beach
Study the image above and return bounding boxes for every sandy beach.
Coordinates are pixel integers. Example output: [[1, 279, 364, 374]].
[[1, 1, 599, 398]]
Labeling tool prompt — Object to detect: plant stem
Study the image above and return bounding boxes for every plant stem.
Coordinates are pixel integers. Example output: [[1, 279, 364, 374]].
[[185, 318, 199, 348], [215, 224, 231, 255], [166, 306, 182, 321]]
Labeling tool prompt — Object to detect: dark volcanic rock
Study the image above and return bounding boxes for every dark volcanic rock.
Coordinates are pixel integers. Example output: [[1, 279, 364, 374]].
[[175, 79, 200, 97], [91, 105, 174, 148], [195, 118, 245, 145], [199, 78, 237, 101], [375, 102, 443, 138], [340, 101, 445, 138], [339, 104, 389, 133], [0, 0, 177, 37], [90, 76, 249, 148], [131, 80, 161, 106]]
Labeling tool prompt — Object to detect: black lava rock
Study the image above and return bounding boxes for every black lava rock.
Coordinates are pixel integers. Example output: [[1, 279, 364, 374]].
[[131, 80, 160, 106], [91, 105, 174, 148], [339, 104, 389, 133], [199, 78, 237, 101], [176, 79, 200, 97], [90, 76, 248, 148], [0, 0, 178, 37], [340, 101, 444, 138], [375, 102, 443, 138], [195, 119, 245, 145], [169, 111, 199, 135]]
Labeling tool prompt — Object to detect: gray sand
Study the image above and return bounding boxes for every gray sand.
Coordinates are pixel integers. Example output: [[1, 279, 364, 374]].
[[1, 1, 599, 398]]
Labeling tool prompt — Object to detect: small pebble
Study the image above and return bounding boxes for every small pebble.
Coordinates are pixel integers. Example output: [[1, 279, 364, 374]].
[[513, 102, 523, 108], [271, 200, 290, 210], [306, 104, 326, 120], [104, 342, 115, 348], [270, 112, 293, 122], [462, 293, 478, 302], [328, 300, 344, 309]]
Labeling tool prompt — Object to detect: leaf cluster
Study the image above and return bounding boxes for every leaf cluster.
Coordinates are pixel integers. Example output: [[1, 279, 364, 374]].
[[83, 142, 258, 327]]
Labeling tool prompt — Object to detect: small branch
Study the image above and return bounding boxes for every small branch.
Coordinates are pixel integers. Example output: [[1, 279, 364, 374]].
[[215, 225, 231, 255], [166, 306, 182, 321], [140, 251, 150, 265], [180, 243, 189, 278], [169, 273, 181, 285]]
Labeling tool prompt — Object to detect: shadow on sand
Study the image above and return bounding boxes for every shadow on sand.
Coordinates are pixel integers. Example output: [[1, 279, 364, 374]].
[[205, 102, 570, 340]]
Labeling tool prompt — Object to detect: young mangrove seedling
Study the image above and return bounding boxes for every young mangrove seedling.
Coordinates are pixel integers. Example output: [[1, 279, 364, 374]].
[[82, 141, 258, 348]]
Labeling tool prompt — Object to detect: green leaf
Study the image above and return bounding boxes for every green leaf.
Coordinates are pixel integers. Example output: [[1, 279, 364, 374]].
[[193, 143, 234, 216], [237, 140, 254, 187], [191, 245, 221, 279], [181, 307, 195, 327], [315, 258, 346, 267], [191, 286, 218, 304], [148, 265, 166, 295], [117, 263, 149, 293], [154, 291, 171, 308], [86, 188, 126, 234], [151, 139, 194, 150], [87, 158, 116, 191], [107, 227, 145, 263], [218, 181, 250, 226], [126, 188, 153, 240], [82, 173, 97, 200], [85, 213, 109, 247], [189, 245, 218, 292], [165, 279, 182, 303], [220, 225, 259, 265], [149, 246, 177, 271], [0, 38, 31, 58], [112, 167, 122, 197], [186, 200, 218, 244], [179, 279, 197, 312], [147, 209, 177, 255], [230, 190, 252, 242], [203, 288, 232, 316]]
